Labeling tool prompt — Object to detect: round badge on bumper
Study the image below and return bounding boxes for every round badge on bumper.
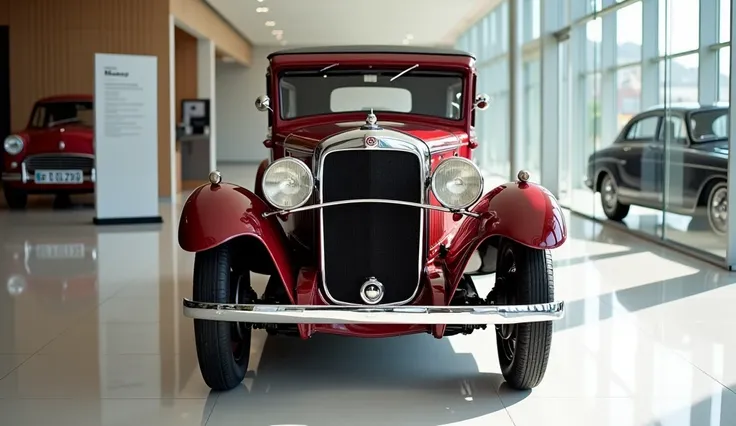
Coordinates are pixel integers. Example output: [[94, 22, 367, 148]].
[[360, 277, 385, 305]]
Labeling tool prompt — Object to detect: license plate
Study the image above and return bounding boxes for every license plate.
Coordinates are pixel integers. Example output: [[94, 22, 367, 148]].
[[35, 244, 86, 259], [34, 170, 84, 184]]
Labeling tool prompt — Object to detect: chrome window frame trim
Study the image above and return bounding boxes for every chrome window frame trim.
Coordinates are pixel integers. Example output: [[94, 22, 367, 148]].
[[308, 128, 431, 307]]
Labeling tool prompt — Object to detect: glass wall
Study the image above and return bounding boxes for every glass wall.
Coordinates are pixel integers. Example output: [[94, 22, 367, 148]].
[[456, 0, 732, 264]]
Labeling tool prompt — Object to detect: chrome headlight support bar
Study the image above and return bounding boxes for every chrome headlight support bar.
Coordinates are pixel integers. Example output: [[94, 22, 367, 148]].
[[261, 198, 481, 218]]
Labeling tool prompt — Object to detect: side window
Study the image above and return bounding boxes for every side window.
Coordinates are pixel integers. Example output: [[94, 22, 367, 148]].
[[658, 115, 687, 143], [625, 116, 660, 140], [30, 106, 46, 128]]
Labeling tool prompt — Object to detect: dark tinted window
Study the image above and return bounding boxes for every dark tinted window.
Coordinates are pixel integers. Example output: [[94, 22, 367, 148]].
[[278, 69, 464, 121], [689, 109, 728, 141]]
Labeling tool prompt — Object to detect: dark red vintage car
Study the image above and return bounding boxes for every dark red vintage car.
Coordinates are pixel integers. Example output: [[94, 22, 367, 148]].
[[178, 46, 567, 392], [2, 94, 95, 209]]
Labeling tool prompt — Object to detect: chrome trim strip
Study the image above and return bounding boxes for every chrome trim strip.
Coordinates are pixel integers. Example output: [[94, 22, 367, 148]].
[[314, 128, 432, 307], [262, 198, 481, 218], [182, 298, 565, 325], [2, 171, 94, 183]]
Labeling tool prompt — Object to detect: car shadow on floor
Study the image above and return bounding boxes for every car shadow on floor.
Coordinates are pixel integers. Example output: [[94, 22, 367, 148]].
[[202, 332, 524, 425]]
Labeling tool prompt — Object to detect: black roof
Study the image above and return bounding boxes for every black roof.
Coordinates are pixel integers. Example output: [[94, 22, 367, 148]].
[[643, 102, 729, 113], [268, 45, 475, 60]]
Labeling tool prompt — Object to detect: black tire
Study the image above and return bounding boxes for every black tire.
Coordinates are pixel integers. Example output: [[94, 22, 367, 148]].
[[492, 238, 554, 390], [3, 186, 27, 210], [705, 180, 728, 236], [193, 244, 252, 391], [598, 173, 629, 221]]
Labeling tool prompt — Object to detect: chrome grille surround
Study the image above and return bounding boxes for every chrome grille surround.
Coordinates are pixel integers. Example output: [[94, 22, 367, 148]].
[[293, 128, 432, 306]]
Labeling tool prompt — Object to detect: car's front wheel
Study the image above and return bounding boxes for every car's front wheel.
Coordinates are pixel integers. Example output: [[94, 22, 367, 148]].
[[193, 244, 254, 391], [489, 238, 553, 390], [3, 186, 28, 210]]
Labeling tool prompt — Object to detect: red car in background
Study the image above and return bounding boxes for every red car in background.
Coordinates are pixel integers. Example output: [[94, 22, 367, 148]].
[[1, 95, 95, 209]]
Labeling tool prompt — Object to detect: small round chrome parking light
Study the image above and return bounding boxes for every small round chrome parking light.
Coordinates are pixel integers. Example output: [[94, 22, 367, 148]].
[[360, 277, 385, 305]]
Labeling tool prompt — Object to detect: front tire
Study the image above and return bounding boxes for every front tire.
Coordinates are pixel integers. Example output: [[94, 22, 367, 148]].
[[491, 238, 554, 390], [3, 186, 28, 210], [193, 244, 253, 391]]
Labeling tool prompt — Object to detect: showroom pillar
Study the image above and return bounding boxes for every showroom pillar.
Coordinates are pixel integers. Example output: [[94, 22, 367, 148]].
[[197, 39, 216, 172], [698, 0, 718, 106], [600, 11, 617, 145], [640, 0, 660, 109], [507, 0, 523, 181], [727, 0, 736, 269], [539, 0, 560, 197]]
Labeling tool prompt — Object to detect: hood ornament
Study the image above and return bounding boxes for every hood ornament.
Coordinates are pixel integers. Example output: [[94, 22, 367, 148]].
[[360, 109, 381, 130]]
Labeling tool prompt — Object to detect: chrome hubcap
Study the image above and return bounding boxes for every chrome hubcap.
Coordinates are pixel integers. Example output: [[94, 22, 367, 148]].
[[710, 187, 728, 232], [601, 177, 617, 210]]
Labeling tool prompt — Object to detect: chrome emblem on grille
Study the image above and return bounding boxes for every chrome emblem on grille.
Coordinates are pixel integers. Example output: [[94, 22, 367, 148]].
[[364, 136, 378, 147], [360, 277, 385, 305], [58, 141, 65, 151]]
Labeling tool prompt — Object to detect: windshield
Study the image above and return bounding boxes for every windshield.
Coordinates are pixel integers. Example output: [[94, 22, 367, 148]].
[[689, 109, 728, 142], [29, 101, 94, 128], [278, 68, 464, 121]]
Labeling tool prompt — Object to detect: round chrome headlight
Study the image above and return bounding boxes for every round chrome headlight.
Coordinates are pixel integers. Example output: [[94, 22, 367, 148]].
[[431, 157, 483, 210], [262, 157, 314, 210], [3, 135, 24, 155]]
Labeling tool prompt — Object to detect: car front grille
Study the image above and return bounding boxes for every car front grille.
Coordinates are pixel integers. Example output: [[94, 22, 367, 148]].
[[321, 149, 423, 305], [24, 155, 94, 173]]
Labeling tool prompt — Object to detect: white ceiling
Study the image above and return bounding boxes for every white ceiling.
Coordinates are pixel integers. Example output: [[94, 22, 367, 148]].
[[205, 0, 498, 48]]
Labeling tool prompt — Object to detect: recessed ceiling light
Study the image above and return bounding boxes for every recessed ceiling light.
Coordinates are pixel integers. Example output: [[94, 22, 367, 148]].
[[256, 7, 268, 12], [271, 29, 283, 35], [406, 34, 414, 40], [257, 0, 265, 2], [265, 21, 276, 26]]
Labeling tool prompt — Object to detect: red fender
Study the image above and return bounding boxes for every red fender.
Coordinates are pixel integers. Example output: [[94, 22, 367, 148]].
[[178, 182, 296, 303], [254, 158, 269, 200], [444, 181, 567, 293]]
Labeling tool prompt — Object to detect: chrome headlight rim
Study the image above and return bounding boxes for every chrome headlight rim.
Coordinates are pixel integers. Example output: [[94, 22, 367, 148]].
[[261, 157, 315, 210], [3, 135, 24, 155], [430, 157, 484, 210]]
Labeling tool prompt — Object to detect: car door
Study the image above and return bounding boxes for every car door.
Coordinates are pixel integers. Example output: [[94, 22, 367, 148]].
[[659, 112, 690, 209], [619, 113, 663, 205]]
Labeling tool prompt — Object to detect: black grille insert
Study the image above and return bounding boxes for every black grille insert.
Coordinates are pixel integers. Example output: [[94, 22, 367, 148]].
[[321, 149, 423, 305], [25, 155, 94, 173]]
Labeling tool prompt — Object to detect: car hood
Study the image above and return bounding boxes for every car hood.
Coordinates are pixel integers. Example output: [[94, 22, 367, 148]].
[[278, 121, 466, 153], [25, 125, 94, 156]]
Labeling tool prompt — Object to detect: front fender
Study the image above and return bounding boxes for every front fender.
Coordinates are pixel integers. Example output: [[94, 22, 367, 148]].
[[178, 183, 296, 302], [445, 181, 567, 289]]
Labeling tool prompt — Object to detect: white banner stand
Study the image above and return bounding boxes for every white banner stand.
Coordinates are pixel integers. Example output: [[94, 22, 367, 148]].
[[93, 53, 162, 225]]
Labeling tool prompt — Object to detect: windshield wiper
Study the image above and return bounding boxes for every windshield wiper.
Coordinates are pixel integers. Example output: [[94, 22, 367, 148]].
[[319, 63, 339, 73], [390, 64, 419, 82]]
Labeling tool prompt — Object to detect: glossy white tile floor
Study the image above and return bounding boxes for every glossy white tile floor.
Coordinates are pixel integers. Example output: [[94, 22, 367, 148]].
[[0, 164, 735, 425]]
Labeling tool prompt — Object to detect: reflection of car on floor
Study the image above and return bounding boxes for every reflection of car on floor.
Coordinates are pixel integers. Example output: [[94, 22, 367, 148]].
[[178, 45, 568, 392], [1, 95, 96, 209], [3, 235, 98, 306], [585, 103, 729, 235]]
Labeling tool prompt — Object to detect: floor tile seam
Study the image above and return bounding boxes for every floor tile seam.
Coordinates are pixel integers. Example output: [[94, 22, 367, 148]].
[[202, 392, 222, 425], [489, 381, 519, 426], [666, 349, 736, 396], [0, 301, 102, 381]]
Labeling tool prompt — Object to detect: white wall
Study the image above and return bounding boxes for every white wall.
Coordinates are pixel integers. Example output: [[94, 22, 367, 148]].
[[215, 46, 280, 163]]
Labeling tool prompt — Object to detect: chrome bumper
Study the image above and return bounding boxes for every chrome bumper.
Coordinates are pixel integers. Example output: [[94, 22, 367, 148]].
[[182, 299, 565, 325]]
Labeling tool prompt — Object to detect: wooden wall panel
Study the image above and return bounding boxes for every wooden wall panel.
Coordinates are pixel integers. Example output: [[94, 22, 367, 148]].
[[0, 0, 8, 26], [7, 0, 174, 197], [170, 0, 251, 66], [174, 27, 197, 194]]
